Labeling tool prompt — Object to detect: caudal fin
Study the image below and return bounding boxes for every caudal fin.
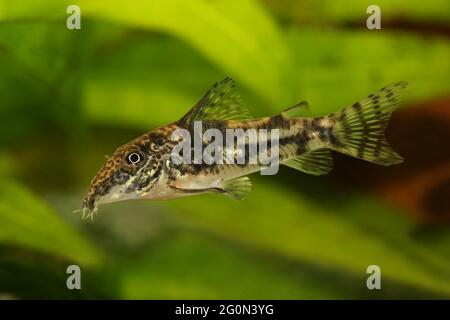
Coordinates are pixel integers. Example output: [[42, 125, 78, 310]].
[[331, 81, 407, 165]]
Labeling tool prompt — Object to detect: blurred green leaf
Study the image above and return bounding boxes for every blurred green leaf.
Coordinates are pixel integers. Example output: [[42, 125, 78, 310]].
[[81, 28, 450, 128], [1, 0, 295, 106], [0, 180, 101, 266], [165, 179, 450, 297], [82, 33, 224, 129], [0, 23, 85, 145], [82, 0, 295, 106], [2, 1, 449, 129], [289, 29, 450, 116], [0, 245, 112, 298], [119, 232, 350, 299]]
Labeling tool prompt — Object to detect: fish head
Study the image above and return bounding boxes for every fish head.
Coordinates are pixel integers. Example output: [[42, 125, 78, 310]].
[[82, 135, 163, 218]]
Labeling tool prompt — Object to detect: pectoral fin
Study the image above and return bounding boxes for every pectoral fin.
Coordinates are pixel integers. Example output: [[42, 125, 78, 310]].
[[220, 177, 252, 200], [169, 184, 222, 195], [168, 176, 251, 200]]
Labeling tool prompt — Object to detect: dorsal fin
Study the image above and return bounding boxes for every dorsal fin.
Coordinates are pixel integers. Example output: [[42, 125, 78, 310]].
[[283, 149, 333, 175], [178, 77, 252, 125], [281, 101, 309, 119]]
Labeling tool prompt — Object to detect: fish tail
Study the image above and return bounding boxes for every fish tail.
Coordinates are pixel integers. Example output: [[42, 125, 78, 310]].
[[329, 81, 407, 165]]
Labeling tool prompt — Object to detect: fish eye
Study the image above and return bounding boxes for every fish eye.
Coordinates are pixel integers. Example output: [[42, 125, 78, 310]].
[[126, 152, 142, 165]]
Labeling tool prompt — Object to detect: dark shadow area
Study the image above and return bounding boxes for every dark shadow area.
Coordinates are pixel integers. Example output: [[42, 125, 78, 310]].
[[344, 18, 450, 38], [424, 179, 450, 216], [0, 246, 116, 299]]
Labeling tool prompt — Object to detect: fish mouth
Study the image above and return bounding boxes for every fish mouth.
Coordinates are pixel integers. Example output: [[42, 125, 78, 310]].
[[81, 197, 98, 220], [79, 186, 140, 220]]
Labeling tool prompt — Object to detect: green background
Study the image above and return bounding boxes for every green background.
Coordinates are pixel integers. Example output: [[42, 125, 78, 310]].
[[0, 0, 449, 299]]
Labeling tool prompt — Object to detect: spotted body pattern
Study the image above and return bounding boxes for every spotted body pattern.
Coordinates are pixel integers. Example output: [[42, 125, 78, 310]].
[[81, 78, 407, 219]]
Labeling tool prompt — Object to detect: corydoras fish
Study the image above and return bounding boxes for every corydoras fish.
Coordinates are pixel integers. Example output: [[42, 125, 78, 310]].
[[81, 78, 406, 219]]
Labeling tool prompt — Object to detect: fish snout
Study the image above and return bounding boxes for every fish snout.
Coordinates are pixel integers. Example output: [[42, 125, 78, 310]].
[[81, 165, 125, 218], [82, 175, 109, 219], [81, 193, 98, 219]]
